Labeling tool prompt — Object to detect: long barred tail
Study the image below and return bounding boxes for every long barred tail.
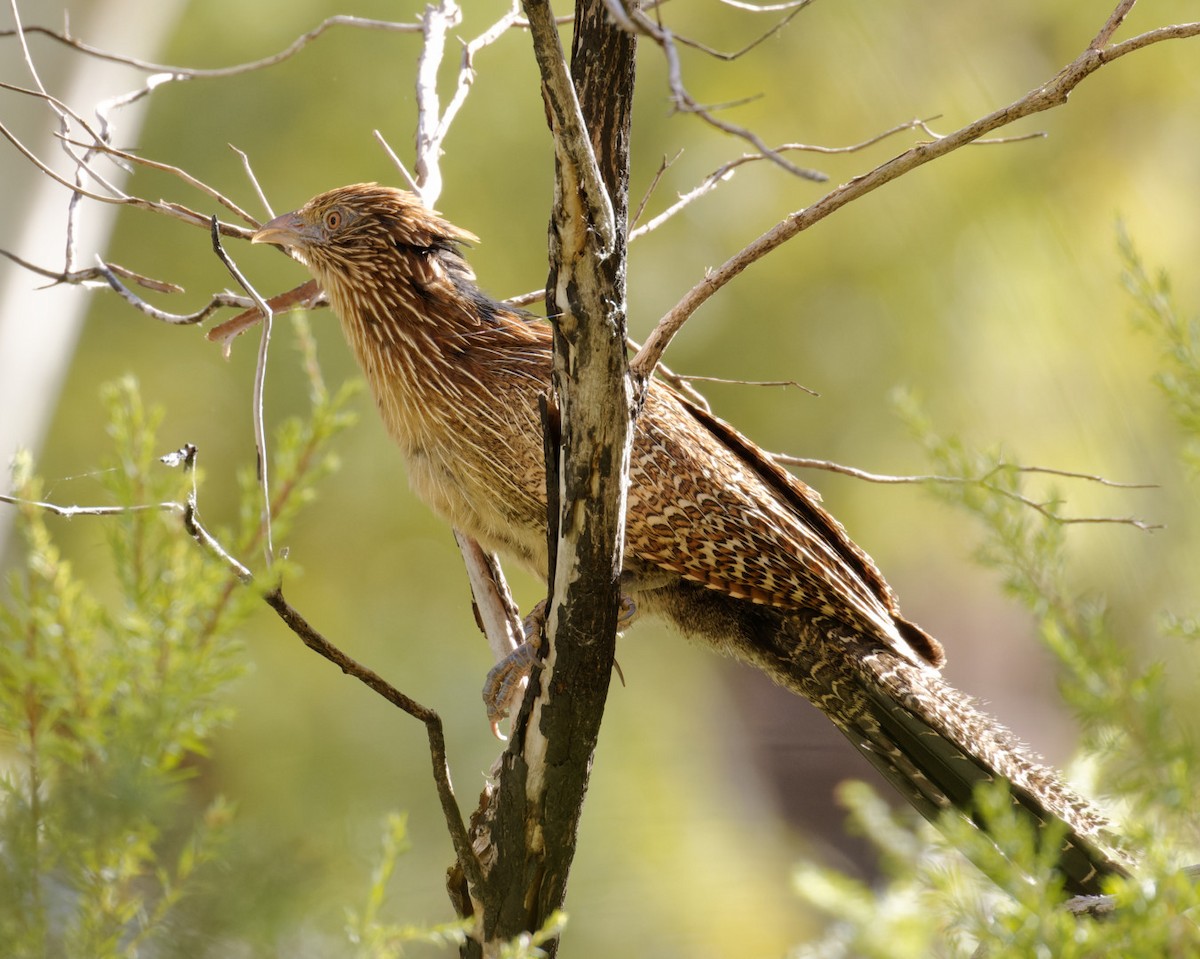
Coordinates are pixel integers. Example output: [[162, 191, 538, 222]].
[[770, 614, 1132, 897]]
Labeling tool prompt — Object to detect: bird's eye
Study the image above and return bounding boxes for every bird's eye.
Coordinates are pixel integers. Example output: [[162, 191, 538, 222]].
[[324, 209, 343, 231]]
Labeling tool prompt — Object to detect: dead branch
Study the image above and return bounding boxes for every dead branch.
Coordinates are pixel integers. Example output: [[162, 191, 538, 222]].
[[207, 280, 325, 351], [97, 262, 248, 324], [681, 373, 817, 395], [610, 0, 826, 181], [774, 454, 1160, 530], [209, 219, 276, 565], [1, 248, 181, 293], [0, 16, 423, 80], [628, 8, 1200, 385], [652, 0, 813, 62]]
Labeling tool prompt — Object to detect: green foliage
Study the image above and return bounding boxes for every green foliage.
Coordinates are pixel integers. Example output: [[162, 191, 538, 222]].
[[344, 814, 471, 958], [789, 246, 1200, 956], [344, 814, 566, 959], [1121, 225, 1200, 474], [0, 320, 358, 957]]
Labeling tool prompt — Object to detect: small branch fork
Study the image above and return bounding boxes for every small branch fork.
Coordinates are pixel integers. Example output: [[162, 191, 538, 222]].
[[604, 0, 826, 181]]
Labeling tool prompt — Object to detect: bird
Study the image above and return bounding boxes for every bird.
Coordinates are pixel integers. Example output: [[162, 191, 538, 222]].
[[249, 183, 1130, 897]]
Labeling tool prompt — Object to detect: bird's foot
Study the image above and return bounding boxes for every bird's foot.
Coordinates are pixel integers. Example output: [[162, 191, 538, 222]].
[[482, 595, 637, 737], [483, 600, 548, 737]]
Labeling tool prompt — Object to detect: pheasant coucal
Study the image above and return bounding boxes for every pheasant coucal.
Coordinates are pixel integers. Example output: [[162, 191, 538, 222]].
[[251, 183, 1129, 896]]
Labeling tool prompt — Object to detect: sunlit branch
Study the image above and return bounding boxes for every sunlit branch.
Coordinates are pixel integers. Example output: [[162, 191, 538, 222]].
[[0, 16, 424, 80], [774, 454, 1160, 530], [629, 9, 1200, 385], [210, 219, 276, 566]]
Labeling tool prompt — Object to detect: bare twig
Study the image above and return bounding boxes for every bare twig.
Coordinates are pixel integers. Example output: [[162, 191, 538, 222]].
[[0, 113, 254, 237], [503, 288, 547, 309], [629, 11, 1200, 384], [1090, 0, 1136, 50], [413, 0, 463, 205], [608, 1, 826, 181], [261, 585, 487, 895], [681, 373, 818, 395], [55, 132, 260, 226], [409, 0, 525, 205], [629, 120, 970, 242], [1, 249, 181, 293], [96, 261, 248, 324], [0, 491, 184, 520], [720, 0, 813, 11], [0, 16, 423, 80], [630, 151, 681, 228], [210, 218, 275, 565], [229, 145, 273, 219], [374, 129, 421, 193], [658, 1, 812, 62], [774, 454, 1160, 530], [207, 279, 325, 352]]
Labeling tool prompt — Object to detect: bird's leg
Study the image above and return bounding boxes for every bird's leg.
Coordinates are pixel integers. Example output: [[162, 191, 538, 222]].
[[484, 599, 548, 736], [482, 589, 641, 736]]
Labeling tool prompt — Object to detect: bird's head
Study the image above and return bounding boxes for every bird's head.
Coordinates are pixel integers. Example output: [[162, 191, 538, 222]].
[[252, 184, 480, 294]]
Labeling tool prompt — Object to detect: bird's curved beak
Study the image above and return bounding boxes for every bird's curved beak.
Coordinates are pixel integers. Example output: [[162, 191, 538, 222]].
[[251, 211, 310, 249]]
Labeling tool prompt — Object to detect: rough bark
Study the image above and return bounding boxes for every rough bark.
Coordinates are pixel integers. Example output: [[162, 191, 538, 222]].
[[464, 3, 636, 957]]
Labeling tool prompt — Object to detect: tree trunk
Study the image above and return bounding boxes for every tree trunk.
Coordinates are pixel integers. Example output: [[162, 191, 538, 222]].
[[459, 4, 636, 957]]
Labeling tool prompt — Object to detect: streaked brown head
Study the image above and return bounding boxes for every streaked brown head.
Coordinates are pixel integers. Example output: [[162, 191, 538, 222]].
[[252, 184, 481, 303]]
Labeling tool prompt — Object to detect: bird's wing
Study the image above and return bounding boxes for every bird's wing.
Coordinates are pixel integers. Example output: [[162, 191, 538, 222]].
[[627, 383, 944, 667]]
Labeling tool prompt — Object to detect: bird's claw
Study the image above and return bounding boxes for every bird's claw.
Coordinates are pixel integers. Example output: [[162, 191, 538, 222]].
[[482, 595, 636, 737], [483, 601, 548, 737]]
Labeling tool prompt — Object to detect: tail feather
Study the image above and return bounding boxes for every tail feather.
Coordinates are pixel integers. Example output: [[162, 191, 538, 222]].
[[843, 644, 1131, 897], [651, 579, 1131, 896]]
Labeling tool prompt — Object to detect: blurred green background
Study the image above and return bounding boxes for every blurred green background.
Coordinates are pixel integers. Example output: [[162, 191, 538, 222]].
[[2, 1, 1198, 955]]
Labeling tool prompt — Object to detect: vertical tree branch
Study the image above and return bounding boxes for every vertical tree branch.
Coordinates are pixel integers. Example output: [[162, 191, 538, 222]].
[[471, 2, 637, 955]]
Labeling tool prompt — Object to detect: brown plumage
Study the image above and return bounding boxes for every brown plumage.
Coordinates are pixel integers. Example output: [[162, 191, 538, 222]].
[[252, 183, 1130, 896]]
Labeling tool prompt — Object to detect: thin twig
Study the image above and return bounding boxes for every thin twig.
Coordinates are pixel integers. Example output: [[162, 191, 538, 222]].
[[374, 130, 421, 193], [229, 144, 273, 220], [1090, 0, 1136, 50], [209, 218, 275, 565], [503, 288, 547, 309], [628, 120, 956, 242], [774, 454, 1160, 530], [664, 2, 812, 62], [207, 279, 325, 353], [630, 150, 682, 229], [0, 491, 184, 520], [96, 260, 248, 325], [412, 1, 524, 205], [2, 249, 182, 293], [261, 585, 487, 895], [0, 16, 423, 80], [0, 113, 254, 238], [681, 373, 818, 395], [413, 0, 462, 204], [610, 1, 826, 182], [57, 133, 260, 226], [720, 0, 813, 11]]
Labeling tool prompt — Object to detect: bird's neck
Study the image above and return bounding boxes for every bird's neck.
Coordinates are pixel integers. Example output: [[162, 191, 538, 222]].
[[321, 264, 553, 563]]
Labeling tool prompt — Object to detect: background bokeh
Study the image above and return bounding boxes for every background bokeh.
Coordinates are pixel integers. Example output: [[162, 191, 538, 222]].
[[2, 1, 1198, 955]]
